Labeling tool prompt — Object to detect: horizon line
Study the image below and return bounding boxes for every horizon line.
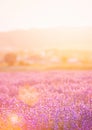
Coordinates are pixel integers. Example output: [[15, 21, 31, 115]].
[[0, 26, 92, 32]]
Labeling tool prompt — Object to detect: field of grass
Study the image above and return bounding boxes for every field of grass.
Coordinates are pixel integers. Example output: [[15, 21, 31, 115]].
[[0, 70, 92, 130]]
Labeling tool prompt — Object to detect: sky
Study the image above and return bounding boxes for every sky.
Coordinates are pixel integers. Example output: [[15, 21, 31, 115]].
[[0, 0, 92, 31]]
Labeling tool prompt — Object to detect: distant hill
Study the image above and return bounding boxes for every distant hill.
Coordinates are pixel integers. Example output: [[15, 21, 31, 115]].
[[0, 27, 92, 51]]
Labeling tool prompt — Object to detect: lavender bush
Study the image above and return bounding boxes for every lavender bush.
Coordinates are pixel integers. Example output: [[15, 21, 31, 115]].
[[0, 70, 92, 130]]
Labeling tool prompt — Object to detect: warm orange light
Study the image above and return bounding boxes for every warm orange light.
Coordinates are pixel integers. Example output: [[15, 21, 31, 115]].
[[0, 113, 22, 130], [18, 85, 39, 106], [8, 113, 21, 125]]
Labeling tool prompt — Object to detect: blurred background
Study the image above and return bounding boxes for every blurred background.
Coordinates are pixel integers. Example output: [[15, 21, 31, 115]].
[[0, 0, 92, 70]]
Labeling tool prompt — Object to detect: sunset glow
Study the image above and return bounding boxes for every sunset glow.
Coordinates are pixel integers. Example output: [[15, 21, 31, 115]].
[[0, 1, 92, 130], [0, 0, 92, 31]]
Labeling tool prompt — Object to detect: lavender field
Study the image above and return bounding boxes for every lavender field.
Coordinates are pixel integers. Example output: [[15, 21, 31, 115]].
[[0, 70, 92, 130]]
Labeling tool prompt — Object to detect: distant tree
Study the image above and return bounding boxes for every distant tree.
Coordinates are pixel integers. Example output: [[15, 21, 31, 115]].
[[4, 52, 17, 66]]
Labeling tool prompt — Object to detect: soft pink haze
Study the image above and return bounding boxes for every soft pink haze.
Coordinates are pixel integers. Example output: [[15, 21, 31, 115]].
[[0, 0, 92, 31]]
